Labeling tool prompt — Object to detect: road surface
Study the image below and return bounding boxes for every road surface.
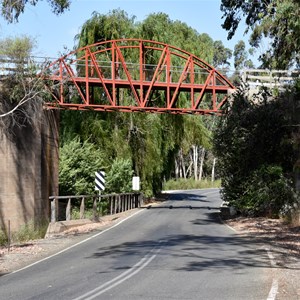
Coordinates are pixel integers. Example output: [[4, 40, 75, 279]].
[[0, 189, 274, 299]]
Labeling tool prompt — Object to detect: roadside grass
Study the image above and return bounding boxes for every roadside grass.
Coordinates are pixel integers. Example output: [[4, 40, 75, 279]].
[[0, 220, 48, 247], [70, 200, 110, 220], [164, 178, 221, 191]]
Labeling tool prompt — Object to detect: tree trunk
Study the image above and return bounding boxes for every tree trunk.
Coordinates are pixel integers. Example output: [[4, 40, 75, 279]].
[[198, 147, 206, 181], [180, 148, 187, 179], [192, 145, 198, 180], [211, 157, 216, 182]]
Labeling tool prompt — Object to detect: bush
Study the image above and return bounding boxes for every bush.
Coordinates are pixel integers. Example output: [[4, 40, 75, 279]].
[[233, 165, 299, 217], [105, 158, 133, 193], [59, 138, 105, 195]]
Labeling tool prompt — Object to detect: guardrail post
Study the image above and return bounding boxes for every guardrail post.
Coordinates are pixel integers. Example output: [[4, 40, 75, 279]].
[[66, 198, 71, 221], [80, 197, 85, 219], [51, 198, 57, 222], [139, 193, 143, 207], [93, 196, 98, 221], [110, 195, 113, 215], [113, 195, 117, 214], [121, 194, 125, 212]]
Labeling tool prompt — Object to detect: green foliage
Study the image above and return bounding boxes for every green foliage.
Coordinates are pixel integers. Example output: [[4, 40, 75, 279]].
[[1, 0, 70, 23], [221, 0, 300, 68], [235, 165, 298, 217], [71, 207, 94, 220], [75, 9, 136, 49], [105, 158, 133, 193], [13, 220, 48, 242], [164, 178, 221, 191], [0, 220, 48, 246], [233, 40, 254, 70], [59, 138, 104, 195], [214, 86, 299, 217], [213, 40, 232, 68], [0, 229, 7, 246], [0, 35, 35, 60]]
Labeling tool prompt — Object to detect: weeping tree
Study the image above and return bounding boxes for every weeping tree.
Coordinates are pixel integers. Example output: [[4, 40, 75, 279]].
[[59, 10, 232, 197]]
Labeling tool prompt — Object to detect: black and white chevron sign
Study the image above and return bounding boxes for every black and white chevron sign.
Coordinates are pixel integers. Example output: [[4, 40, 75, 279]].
[[95, 171, 105, 191]]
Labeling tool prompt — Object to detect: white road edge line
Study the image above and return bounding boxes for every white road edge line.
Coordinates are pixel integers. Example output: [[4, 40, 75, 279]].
[[266, 247, 279, 300], [7, 209, 144, 276], [221, 218, 279, 300]]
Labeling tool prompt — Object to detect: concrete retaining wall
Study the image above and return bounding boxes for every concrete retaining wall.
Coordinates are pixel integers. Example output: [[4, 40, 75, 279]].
[[0, 107, 59, 233]]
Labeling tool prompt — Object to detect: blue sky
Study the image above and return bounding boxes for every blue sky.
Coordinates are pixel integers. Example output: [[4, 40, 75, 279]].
[[0, 0, 256, 65]]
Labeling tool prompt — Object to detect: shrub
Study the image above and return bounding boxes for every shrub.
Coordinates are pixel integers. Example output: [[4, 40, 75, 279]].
[[234, 165, 299, 217], [105, 158, 133, 193]]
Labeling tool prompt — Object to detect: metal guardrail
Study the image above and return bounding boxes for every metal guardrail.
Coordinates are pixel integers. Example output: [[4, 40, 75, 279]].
[[49, 193, 143, 222], [0, 55, 56, 77], [241, 69, 300, 89]]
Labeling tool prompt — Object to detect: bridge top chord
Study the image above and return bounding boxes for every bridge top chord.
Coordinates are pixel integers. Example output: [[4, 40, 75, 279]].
[[40, 39, 236, 115]]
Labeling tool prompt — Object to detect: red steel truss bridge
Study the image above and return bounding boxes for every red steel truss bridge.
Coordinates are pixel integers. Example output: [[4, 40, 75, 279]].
[[42, 39, 235, 115]]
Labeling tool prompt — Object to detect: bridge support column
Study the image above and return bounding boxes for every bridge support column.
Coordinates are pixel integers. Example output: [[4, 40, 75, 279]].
[[0, 106, 59, 233]]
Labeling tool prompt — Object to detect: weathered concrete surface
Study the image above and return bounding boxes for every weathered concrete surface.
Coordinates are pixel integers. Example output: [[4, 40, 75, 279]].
[[0, 108, 59, 233]]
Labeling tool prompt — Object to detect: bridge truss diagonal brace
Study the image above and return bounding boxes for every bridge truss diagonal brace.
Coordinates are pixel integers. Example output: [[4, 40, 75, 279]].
[[114, 43, 142, 107], [142, 46, 168, 108], [193, 69, 214, 110], [62, 59, 88, 105], [87, 48, 115, 106], [168, 56, 193, 109]]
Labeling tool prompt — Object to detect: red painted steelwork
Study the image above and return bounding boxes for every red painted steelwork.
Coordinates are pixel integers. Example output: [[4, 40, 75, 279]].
[[42, 39, 235, 115]]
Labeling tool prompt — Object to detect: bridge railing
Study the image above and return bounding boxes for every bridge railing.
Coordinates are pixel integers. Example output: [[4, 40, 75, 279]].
[[0, 55, 58, 77], [49, 193, 143, 223], [62, 58, 215, 84], [241, 69, 300, 89]]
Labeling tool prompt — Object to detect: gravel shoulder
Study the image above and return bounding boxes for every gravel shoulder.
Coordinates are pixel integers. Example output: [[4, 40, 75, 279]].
[[225, 217, 300, 300]]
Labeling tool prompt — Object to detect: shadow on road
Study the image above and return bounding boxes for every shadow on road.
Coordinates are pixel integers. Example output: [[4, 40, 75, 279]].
[[85, 210, 293, 272]]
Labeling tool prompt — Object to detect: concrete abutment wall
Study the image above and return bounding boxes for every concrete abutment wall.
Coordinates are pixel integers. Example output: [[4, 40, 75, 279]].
[[0, 108, 59, 233]]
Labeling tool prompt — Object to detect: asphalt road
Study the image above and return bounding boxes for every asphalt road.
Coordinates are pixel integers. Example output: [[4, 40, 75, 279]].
[[0, 189, 274, 300]]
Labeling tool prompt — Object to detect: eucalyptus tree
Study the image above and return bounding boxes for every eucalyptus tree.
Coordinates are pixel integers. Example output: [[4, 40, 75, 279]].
[[221, 0, 300, 69], [1, 0, 70, 23], [0, 35, 47, 136], [233, 40, 254, 70], [213, 40, 232, 69]]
